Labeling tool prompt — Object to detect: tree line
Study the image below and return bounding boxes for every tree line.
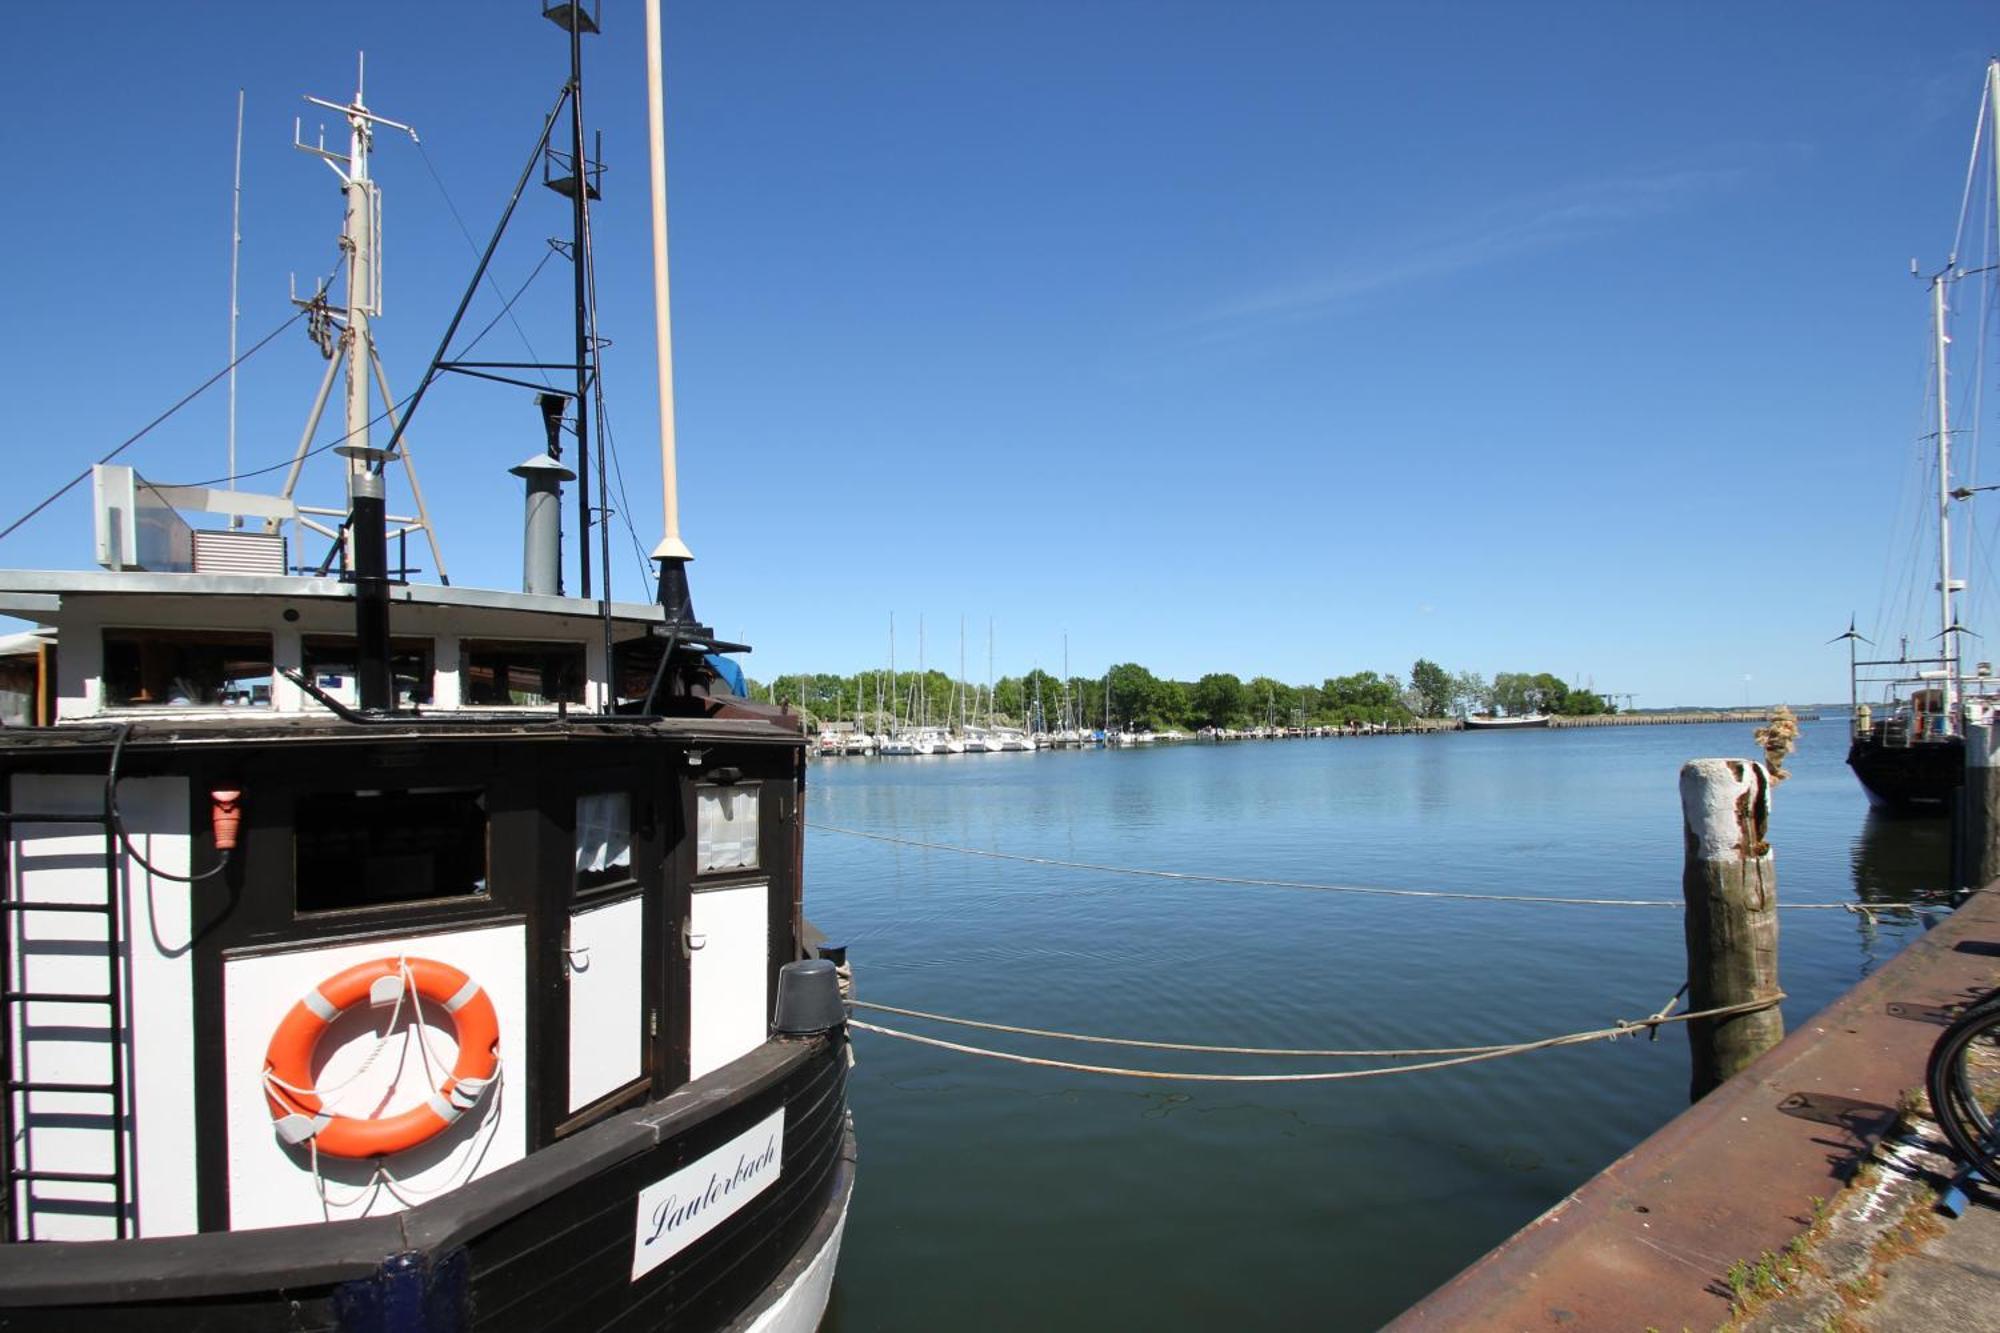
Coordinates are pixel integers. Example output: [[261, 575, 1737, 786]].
[[745, 658, 1612, 731]]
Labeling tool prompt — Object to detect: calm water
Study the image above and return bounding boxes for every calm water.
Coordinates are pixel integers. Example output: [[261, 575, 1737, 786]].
[[808, 720, 1942, 1330]]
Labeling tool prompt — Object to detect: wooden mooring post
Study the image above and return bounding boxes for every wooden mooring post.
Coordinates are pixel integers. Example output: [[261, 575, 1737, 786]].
[[1680, 758, 1784, 1100]]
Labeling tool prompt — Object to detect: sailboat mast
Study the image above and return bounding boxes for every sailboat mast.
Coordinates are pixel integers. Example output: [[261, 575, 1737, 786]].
[[1933, 271, 1959, 731]]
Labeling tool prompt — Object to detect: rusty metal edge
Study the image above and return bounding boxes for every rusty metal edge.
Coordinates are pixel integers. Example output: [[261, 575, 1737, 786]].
[[1386, 886, 2000, 1331]]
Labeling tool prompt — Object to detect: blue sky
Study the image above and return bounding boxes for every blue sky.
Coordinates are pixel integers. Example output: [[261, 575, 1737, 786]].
[[3, 3, 1996, 705]]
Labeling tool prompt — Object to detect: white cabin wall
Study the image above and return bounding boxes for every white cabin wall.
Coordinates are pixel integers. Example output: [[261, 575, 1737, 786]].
[[271, 627, 305, 712], [221, 923, 528, 1232], [7, 774, 196, 1240], [432, 633, 463, 709], [585, 638, 607, 712]]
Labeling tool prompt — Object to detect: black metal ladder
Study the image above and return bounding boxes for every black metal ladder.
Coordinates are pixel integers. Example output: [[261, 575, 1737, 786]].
[[0, 800, 131, 1242]]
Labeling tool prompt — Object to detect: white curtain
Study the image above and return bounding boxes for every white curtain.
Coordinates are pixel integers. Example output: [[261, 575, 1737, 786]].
[[696, 787, 759, 872], [575, 791, 632, 877]]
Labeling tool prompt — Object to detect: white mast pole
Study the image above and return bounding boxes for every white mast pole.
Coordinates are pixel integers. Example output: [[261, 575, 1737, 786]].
[[1991, 61, 2000, 225], [1934, 272, 1958, 732], [341, 53, 375, 501], [644, 0, 693, 567], [227, 89, 245, 527]]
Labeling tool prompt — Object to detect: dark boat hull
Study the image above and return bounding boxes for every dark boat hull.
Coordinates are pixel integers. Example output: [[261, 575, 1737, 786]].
[[0, 1034, 851, 1332], [1847, 733, 1963, 814]]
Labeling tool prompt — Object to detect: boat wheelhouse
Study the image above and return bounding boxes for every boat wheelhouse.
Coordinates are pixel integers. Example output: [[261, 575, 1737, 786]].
[[0, 599, 852, 1327]]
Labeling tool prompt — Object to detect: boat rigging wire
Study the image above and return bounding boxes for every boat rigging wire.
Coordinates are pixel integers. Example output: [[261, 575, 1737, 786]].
[[416, 139, 558, 386], [146, 385, 423, 493], [806, 821, 1939, 914], [1949, 80, 1989, 268], [0, 308, 307, 545], [849, 993, 1783, 1083], [451, 244, 561, 365]]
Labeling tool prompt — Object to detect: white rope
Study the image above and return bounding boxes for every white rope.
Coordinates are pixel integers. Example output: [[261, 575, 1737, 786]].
[[808, 822, 1938, 913], [855, 999, 1522, 1056], [849, 994, 1783, 1083], [263, 956, 416, 1106]]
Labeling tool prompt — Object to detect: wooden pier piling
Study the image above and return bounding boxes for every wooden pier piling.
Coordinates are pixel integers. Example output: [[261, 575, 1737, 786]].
[[1679, 758, 1784, 1100]]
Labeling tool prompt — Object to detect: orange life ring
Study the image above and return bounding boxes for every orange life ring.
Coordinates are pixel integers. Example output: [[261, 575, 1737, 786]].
[[263, 956, 501, 1160]]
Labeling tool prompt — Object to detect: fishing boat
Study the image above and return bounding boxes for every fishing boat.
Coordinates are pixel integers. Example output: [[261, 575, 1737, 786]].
[[1462, 713, 1551, 731], [1846, 59, 2000, 814], [0, 6, 853, 1328]]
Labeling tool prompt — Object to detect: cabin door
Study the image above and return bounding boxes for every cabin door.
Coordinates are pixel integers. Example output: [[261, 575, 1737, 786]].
[[686, 881, 769, 1079]]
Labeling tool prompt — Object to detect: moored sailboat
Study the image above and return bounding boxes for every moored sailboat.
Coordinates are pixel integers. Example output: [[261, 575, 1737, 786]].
[[1847, 60, 2000, 813]]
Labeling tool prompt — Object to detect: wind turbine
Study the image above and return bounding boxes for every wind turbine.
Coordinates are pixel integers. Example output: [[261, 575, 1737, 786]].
[[1828, 616, 1872, 723]]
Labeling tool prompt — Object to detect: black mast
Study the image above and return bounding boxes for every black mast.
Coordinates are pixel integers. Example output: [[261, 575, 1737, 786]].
[[564, 3, 595, 601]]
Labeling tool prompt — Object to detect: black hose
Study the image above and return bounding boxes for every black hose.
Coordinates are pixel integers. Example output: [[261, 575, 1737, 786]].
[[105, 724, 232, 884]]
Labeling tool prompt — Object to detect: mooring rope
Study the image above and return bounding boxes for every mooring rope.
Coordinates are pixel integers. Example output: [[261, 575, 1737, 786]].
[[855, 984, 1690, 1059], [807, 822, 1933, 914], [848, 994, 1783, 1083]]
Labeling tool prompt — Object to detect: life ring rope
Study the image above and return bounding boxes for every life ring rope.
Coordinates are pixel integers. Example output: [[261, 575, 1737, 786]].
[[263, 955, 502, 1160]]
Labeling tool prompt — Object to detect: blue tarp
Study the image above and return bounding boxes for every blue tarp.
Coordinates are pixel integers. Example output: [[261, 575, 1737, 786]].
[[705, 654, 747, 697]]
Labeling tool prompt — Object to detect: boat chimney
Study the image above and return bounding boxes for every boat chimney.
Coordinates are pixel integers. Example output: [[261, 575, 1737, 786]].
[[511, 449, 574, 598], [336, 443, 396, 713]]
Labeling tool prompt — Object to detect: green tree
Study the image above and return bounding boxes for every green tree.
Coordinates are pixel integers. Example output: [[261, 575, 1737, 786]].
[[1410, 659, 1452, 718], [1321, 671, 1411, 725], [1493, 671, 1578, 717], [1190, 672, 1249, 728], [1106, 663, 1161, 731], [1015, 669, 1061, 728], [1452, 670, 1490, 717]]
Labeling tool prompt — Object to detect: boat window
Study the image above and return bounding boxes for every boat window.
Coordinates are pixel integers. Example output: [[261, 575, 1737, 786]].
[[102, 628, 272, 707], [302, 635, 436, 706], [0, 653, 36, 726], [695, 786, 759, 874], [461, 639, 585, 706], [295, 788, 489, 913], [575, 791, 633, 892]]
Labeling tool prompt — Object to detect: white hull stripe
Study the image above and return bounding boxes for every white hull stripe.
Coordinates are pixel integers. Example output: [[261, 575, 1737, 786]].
[[444, 977, 481, 1014]]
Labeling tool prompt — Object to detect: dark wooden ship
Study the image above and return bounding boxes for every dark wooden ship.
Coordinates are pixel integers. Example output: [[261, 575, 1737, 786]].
[[0, 5, 852, 1328]]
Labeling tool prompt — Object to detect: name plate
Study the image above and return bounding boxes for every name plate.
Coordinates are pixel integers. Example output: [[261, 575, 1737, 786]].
[[631, 1107, 785, 1282]]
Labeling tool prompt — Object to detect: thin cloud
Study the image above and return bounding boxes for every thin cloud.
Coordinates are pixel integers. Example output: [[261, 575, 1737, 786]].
[[1192, 166, 1744, 338]]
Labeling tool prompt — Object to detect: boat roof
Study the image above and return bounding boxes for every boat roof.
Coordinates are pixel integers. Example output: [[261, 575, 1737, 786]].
[[0, 569, 675, 630], [0, 709, 804, 751]]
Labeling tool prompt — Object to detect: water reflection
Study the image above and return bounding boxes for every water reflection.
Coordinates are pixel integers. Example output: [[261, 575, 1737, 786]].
[[1849, 811, 1949, 906]]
